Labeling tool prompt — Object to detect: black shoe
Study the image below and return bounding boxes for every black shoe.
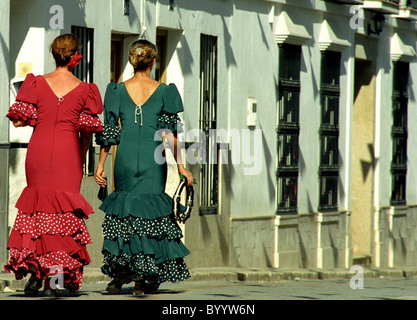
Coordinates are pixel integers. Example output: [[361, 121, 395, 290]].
[[106, 273, 132, 294], [42, 288, 62, 297], [24, 277, 42, 296], [133, 278, 160, 295]]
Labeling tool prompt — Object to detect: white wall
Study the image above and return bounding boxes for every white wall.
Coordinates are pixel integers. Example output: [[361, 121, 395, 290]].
[[9, 27, 45, 143]]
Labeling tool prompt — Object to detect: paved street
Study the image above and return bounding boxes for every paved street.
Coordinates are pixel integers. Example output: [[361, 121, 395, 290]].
[[2, 277, 417, 300], [1, 277, 415, 318]]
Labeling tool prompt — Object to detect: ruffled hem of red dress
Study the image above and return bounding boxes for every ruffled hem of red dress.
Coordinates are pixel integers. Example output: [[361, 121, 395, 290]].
[[16, 187, 94, 218], [4, 208, 92, 292], [4, 246, 89, 292]]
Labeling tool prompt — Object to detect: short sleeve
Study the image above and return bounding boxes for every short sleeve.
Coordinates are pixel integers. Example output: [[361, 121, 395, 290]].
[[95, 83, 122, 146], [6, 73, 38, 126], [15, 73, 38, 105], [84, 83, 104, 115], [78, 84, 104, 133], [162, 83, 184, 114], [157, 84, 184, 134]]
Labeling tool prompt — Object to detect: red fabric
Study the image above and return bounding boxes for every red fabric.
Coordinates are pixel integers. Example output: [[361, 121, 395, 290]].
[[78, 111, 103, 133], [15, 73, 38, 105], [5, 247, 89, 292], [84, 83, 104, 115], [7, 230, 91, 258], [6, 101, 38, 126], [4, 221, 92, 291], [4, 73, 103, 291], [11, 210, 91, 243], [16, 187, 94, 218]]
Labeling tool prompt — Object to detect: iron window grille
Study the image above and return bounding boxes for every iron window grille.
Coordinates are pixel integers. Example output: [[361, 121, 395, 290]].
[[71, 26, 95, 177], [199, 34, 219, 215], [319, 51, 341, 211], [391, 61, 409, 205], [276, 44, 301, 214]]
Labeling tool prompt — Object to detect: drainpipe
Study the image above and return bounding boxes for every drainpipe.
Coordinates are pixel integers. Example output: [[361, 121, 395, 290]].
[[140, 0, 146, 39]]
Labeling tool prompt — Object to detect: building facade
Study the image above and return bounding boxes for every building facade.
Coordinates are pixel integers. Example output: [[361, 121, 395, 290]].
[[1, 0, 417, 271]]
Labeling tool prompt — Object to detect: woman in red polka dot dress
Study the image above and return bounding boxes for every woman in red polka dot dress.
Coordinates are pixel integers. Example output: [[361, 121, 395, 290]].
[[4, 34, 103, 296]]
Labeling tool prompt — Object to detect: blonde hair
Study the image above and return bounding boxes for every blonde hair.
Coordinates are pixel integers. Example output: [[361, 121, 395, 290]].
[[50, 34, 82, 67], [128, 39, 157, 72]]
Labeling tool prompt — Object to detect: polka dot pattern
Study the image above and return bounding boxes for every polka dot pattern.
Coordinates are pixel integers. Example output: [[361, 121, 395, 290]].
[[103, 215, 183, 241], [157, 113, 184, 133], [101, 204, 190, 284], [95, 124, 122, 146], [13, 210, 92, 244], [6, 101, 38, 126], [5, 210, 92, 292], [6, 247, 87, 292], [78, 111, 103, 133], [102, 252, 190, 284]]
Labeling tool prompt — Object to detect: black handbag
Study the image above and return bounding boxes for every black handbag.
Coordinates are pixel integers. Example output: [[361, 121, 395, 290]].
[[98, 177, 108, 201]]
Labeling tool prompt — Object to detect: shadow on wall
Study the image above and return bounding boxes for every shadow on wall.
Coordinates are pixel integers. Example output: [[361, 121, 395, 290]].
[[164, 0, 237, 69], [9, 0, 87, 79]]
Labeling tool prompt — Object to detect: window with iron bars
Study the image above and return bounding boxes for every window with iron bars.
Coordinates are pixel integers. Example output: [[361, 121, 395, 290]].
[[71, 25, 95, 176], [391, 61, 409, 205], [276, 44, 301, 214], [199, 34, 219, 215], [319, 51, 341, 211]]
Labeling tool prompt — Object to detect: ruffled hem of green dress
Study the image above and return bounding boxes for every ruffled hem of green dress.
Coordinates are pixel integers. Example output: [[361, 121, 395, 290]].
[[100, 191, 190, 283], [101, 252, 190, 283]]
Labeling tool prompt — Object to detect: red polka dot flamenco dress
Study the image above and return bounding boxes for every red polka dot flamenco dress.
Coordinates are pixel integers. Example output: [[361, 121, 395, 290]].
[[4, 73, 103, 292]]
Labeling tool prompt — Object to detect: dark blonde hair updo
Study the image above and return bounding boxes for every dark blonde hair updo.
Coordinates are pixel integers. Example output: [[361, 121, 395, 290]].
[[50, 34, 82, 67], [128, 39, 157, 72]]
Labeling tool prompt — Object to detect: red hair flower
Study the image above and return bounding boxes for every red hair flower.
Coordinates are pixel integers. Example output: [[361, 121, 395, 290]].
[[68, 52, 83, 69]]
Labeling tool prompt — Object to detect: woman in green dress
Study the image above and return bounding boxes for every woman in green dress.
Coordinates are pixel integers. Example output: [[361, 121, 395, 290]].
[[94, 39, 193, 295]]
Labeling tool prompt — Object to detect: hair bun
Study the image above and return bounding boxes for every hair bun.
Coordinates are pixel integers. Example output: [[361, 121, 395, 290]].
[[50, 34, 82, 67], [129, 40, 157, 71]]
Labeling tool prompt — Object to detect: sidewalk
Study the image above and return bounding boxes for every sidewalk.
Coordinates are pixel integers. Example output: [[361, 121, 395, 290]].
[[2, 266, 417, 292]]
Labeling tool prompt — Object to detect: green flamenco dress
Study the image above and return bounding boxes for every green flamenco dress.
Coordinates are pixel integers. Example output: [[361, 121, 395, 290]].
[[96, 82, 190, 287]]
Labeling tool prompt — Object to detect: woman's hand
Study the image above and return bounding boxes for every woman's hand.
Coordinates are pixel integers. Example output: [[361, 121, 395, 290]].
[[178, 164, 193, 187], [12, 119, 27, 127], [95, 165, 107, 187]]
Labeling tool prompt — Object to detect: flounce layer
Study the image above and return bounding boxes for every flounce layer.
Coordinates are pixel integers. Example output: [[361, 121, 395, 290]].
[[5, 210, 92, 292], [99, 191, 185, 220], [95, 124, 122, 146], [4, 247, 89, 292], [7, 228, 91, 258], [102, 235, 190, 263], [16, 187, 94, 217], [157, 113, 184, 134], [101, 252, 190, 283], [78, 111, 103, 133], [100, 191, 190, 283], [103, 215, 183, 241], [6, 101, 37, 127], [11, 210, 91, 242]]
